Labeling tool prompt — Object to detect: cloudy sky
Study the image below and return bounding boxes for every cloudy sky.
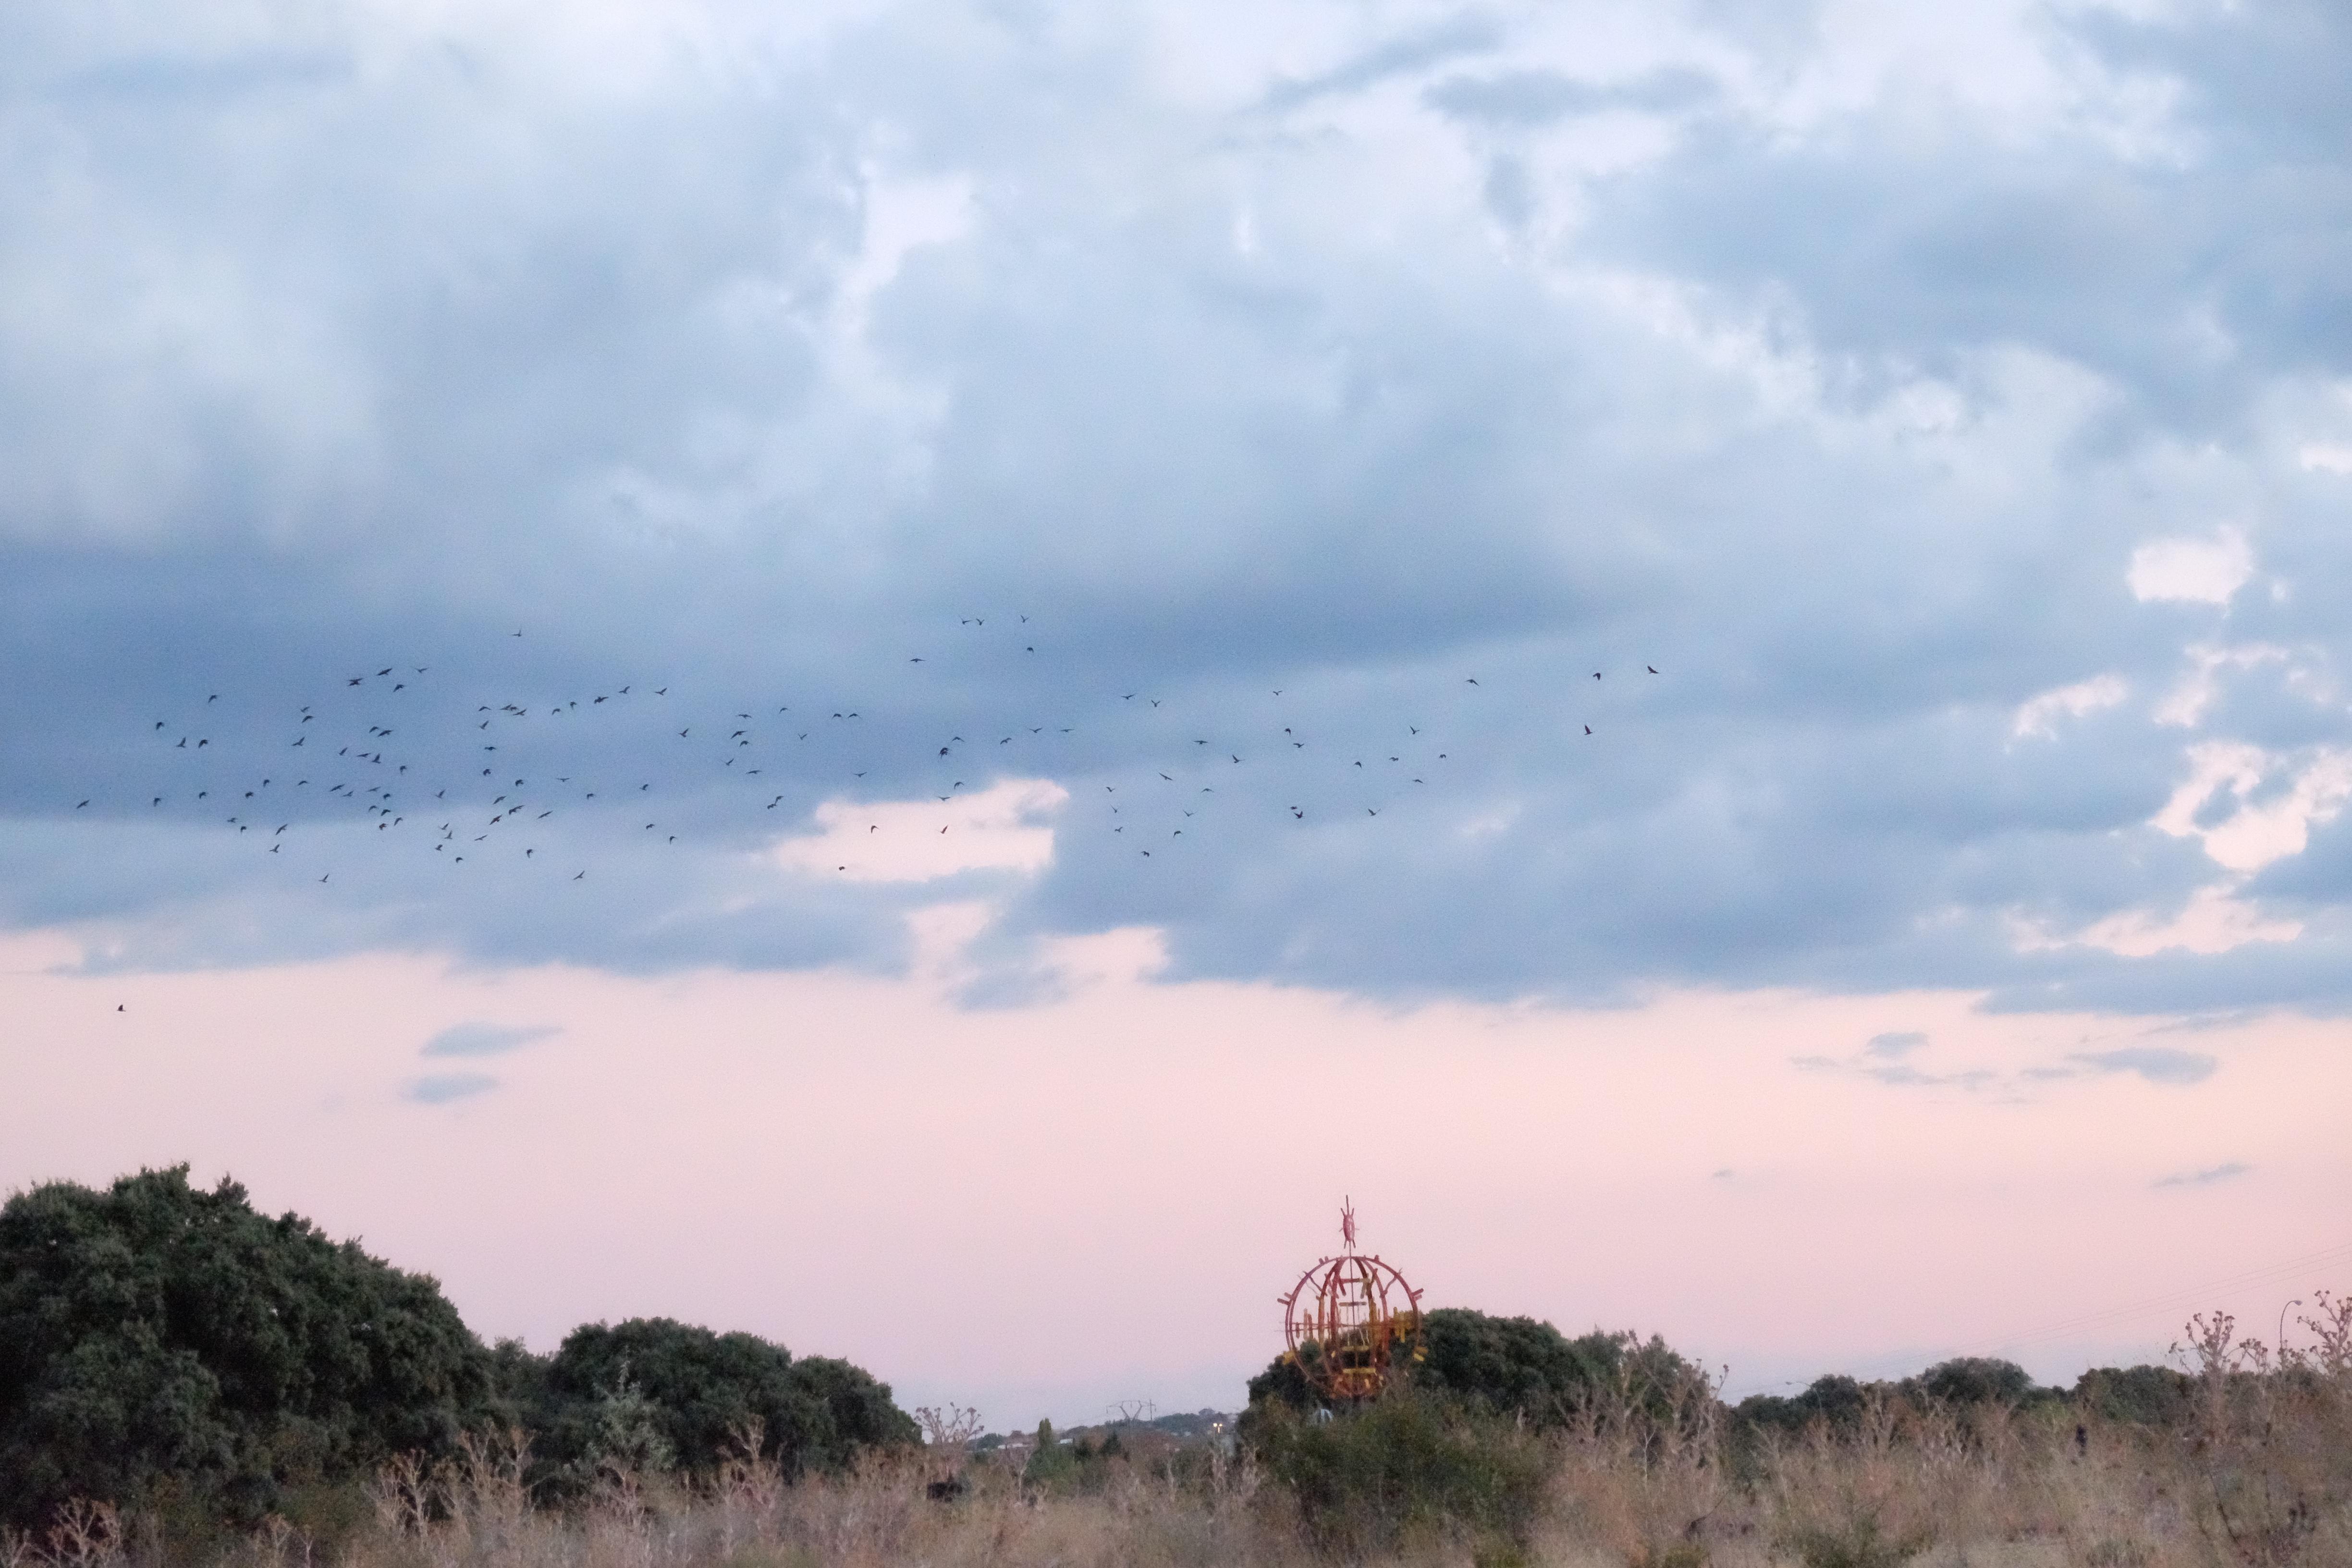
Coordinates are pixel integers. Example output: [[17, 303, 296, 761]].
[[4, 0, 2348, 1423]]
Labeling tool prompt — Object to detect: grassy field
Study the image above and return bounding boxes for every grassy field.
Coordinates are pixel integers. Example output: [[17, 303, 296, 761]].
[[10, 1307, 2347, 1568]]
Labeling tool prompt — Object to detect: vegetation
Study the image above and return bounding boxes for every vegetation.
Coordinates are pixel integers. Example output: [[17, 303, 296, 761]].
[[0, 1167, 496, 1532], [5, 1168, 2347, 1567], [0, 1169, 916, 1544], [1247, 1308, 1703, 1432], [1250, 1389, 1552, 1559], [8, 1300, 2342, 1568], [508, 1317, 917, 1493]]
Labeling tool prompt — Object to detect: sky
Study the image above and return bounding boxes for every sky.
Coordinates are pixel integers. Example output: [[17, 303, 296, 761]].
[[2, 0, 2349, 1426]]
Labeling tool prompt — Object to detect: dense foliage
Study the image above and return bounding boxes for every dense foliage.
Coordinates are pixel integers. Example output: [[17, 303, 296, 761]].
[[1251, 1390, 1551, 1558], [0, 1170, 917, 1535], [0, 1167, 494, 1530], [513, 1317, 917, 1490], [1733, 1358, 2062, 1444], [1247, 1306, 1703, 1430]]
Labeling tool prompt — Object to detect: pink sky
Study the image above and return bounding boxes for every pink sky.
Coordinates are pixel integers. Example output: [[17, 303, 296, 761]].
[[5, 856, 2344, 1427]]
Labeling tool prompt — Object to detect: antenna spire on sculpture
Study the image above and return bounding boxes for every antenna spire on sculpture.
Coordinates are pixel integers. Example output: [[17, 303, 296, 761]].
[[1276, 1199, 1424, 1402]]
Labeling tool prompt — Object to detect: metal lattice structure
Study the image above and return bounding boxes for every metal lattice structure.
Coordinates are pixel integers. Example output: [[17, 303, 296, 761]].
[[1276, 1199, 1425, 1403]]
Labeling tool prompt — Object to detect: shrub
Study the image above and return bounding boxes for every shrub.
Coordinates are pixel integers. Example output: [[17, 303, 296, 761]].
[[0, 1166, 495, 1531], [525, 1319, 916, 1490], [1247, 1307, 1703, 1433], [1900, 1357, 2048, 1409], [1251, 1389, 1551, 1557], [2073, 1365, 2194, 1427]]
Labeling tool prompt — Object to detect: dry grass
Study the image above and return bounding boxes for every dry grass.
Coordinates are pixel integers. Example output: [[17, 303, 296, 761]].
[[10, 1303, 2347, 1568]]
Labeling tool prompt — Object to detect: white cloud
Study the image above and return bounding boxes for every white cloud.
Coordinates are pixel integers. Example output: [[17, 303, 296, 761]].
[[2154, 642, 2288, 727], [2151, 742, 2352, 872], [2012, 674, 2127, 739], [772, 778, 1066, 884], [2074, 885, 2302, 958], [2127, 528, 2254, 606], [2297, 443, 2352, 475]]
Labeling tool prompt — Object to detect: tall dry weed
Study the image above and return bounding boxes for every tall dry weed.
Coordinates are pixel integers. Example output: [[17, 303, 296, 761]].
[[26, 1296, 2352, 1568], [2170, 1299, 2352, 1567], [1553, 1351, 1728, 1566]]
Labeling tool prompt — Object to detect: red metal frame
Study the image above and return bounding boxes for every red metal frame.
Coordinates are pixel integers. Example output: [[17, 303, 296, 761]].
[[1275, 1200, 1425, 1402]]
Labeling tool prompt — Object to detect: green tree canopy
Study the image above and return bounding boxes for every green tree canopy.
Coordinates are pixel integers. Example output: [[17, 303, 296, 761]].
[[0, 1166, 494, 1530], [1732, 1373, 1872, 1439], [2072, 1364, 2195, 1426], [526, 1317, 916, 1486], [1902, 1357, 2050, 1409], [1246, 1307, 1703, 1431]]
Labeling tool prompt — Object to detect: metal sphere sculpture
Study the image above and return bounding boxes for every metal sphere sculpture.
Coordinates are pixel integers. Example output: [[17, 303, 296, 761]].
[[1276, 1200, 1425, 1403]]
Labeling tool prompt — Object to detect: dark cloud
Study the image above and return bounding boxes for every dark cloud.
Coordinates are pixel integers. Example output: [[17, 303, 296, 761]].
[[2, 2, 2349, 1017]]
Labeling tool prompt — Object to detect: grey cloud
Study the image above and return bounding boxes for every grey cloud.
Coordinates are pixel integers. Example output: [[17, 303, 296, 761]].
[[1792, 1049, 1994, 1092], [2, 2, 2351, 1019], [2154, 1161, 2251, 1189], [1575, 6, 2352, 434], [422, 1022, 560, 1059], [2066, 1047, 2218, 1086], [1423, 67, 1715, 127], [1798, 1035, 2221, 1095], [1259, 13, 1503, 111], [404, 1072, 499, 1105]]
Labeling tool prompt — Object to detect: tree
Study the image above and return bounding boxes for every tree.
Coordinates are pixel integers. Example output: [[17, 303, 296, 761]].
[[527, 1318, 916, 1488], [0, 1167, 494, 1530], [1903, 1357, 2047, 1409], [2072, 1364, 2194, 1426], [1732, 1373, 1872, 1441], [1023, 1419, 1075, 1486], [1248, 1307, 1700, 1431]]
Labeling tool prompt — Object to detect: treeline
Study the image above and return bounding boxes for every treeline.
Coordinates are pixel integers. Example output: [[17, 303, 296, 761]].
[[0, 1168, 916, 1538], [1231, 1311, 2242, 1560], [1250, 1306, 2194, 1439]]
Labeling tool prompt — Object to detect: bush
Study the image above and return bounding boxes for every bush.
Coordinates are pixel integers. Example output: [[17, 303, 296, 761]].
[[1248, 1307, 1703, 1433], [2072, 1365, 2194, 1427], [1251, 1390, 1551, 1557], [1901, 1357, 2049, 1410], [523, 1318, 917, 1490], [1735, 1375, 1872, 1443], [0, 1166, 495, 1531]]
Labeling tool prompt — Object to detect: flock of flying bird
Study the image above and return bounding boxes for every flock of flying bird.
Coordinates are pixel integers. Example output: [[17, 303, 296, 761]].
[[76, 615, 1660, 887]]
